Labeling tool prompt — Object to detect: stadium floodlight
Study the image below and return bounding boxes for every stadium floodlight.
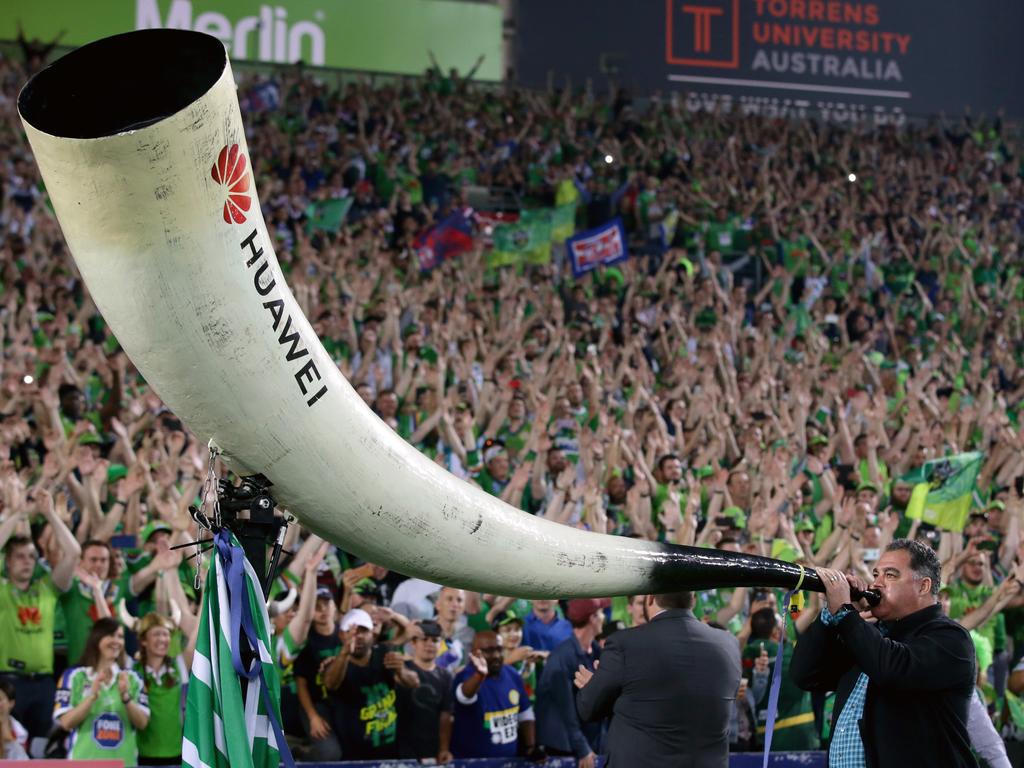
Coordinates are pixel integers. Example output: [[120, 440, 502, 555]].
[[604, 154, 614, 164], [848, 173, 857, 182]]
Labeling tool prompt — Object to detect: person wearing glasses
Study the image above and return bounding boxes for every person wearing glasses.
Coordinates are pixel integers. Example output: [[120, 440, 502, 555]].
[[396, 619, 454, 763]]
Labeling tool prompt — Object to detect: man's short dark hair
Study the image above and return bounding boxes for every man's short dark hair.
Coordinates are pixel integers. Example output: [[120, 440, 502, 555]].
[[3, 534, 33, 559], [886, 538, 941, 595], [749, 607, 776, 640], [657, 454, 680, 472], [654, 591, 694, 610]]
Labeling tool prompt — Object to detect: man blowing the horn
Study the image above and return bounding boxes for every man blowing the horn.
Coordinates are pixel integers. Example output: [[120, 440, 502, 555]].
[[792, 539, 977, 767]]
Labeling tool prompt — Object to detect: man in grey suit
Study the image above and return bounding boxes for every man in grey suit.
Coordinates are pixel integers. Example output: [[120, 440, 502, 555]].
[[574, 591, 742, 767]]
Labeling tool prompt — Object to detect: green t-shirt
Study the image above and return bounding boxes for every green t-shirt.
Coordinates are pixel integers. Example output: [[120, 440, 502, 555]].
[[857, 457, 890, 490], [0, 573, 60, 673], [136, 657, 188, 759], [60, 574, 132, 666], [55, 665, 149, 764], [694, 588, 743, 634], [948, 580, 1006, 652], [704, 216, 741, 252]]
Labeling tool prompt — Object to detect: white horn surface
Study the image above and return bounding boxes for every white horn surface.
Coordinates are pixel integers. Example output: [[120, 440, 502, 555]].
[[20, 30, 815, 600]]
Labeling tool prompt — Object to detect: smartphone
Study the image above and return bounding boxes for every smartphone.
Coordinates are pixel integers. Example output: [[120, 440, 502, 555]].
[[977, 539, 999, 552], [351, 562, 375, 580], [862, 548, 880, 561], [714, 516, 733, 528], [835, 464, 858, 491], [1015, 476, 1024, 498]]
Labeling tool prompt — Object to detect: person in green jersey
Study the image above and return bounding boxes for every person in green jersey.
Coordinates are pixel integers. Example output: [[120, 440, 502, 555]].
[[946, 551, 1006, 680], [55, 618, 149, 766], [0, 489, 80, 740], [135, 613, 192, 766], [126, 522, 186, 619], [61, 539, 132, 666]]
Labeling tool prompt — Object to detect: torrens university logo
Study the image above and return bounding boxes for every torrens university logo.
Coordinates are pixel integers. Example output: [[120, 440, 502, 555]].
[[666, 0, 739, 68], [211, 144, 252, 224]]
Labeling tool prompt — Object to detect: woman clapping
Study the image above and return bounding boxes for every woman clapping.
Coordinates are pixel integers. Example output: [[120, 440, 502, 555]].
[[54, 618, 150, 766]]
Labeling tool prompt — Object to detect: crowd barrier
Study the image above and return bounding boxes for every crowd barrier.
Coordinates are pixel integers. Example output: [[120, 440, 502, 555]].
[[299, 754, 827, 767]]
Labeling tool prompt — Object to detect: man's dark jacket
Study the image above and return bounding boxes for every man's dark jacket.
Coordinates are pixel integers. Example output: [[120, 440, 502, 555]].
[[536, 634, 603, 758], [791, 603, 977, 768], [575, 608, 741, 767]]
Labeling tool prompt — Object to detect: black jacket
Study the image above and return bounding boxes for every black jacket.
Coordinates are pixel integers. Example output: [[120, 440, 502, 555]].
[[576, 608, 741, 768], [791, 603, 977, 768]]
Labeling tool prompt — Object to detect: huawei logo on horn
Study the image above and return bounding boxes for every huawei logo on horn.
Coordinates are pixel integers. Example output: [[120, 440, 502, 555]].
[[211, 144, 252, 224]]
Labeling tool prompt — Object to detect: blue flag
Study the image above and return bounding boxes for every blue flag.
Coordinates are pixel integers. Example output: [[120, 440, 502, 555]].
[[566, 217, 628, 278]]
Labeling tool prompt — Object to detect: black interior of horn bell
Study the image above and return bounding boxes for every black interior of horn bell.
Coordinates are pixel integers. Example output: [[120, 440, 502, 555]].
[[18, 29, 226, 139]]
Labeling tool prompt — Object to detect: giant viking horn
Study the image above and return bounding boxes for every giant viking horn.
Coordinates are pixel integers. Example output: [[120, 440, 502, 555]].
[[20, 29, 848, 602]]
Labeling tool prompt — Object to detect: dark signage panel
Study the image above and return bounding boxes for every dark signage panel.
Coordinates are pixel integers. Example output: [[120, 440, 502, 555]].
[[515, 1, 1024, 121]]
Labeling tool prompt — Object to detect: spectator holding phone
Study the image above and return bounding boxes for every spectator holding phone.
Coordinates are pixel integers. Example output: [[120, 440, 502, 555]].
[[396, 619, 454, 762]]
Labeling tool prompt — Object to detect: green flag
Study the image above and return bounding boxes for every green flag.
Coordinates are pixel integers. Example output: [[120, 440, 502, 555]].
[[519, 209, 553, 265], [905, 452, 984, 531], [490, 217, 546, 268], [305, 197, 353, 234], [551, 203, 576, 243], [183, 531, 289, 768]]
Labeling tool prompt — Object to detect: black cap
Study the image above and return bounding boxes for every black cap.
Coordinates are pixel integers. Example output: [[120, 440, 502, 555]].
[[418, 619, 443, 639]]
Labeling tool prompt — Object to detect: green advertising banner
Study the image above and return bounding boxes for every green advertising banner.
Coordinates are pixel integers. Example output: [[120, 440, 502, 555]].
[[3, 0, 502, 79]]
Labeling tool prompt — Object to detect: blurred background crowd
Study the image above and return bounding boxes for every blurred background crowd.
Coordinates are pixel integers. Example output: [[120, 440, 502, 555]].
[[1, 21, 1024, 767]]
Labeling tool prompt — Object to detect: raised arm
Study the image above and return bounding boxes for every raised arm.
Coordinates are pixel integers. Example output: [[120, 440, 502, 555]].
[[37, 487, 81, 591]]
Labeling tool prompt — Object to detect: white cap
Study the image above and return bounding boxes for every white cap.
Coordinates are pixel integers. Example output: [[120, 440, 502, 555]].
[[340, 608, 374, 632]]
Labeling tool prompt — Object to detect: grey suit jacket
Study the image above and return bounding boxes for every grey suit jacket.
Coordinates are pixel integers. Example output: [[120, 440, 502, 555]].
[[576, 608, 741, 768]]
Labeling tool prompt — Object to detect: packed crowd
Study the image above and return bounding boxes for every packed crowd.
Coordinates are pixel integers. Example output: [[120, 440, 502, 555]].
[[1, 37, 1024, 766]]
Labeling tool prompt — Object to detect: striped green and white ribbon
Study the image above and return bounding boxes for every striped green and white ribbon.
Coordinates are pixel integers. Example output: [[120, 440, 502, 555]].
[[183, 529, 293, 768]]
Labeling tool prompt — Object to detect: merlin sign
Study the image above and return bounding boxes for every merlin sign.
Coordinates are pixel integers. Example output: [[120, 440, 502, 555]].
[[515, 0, 1024, 121]]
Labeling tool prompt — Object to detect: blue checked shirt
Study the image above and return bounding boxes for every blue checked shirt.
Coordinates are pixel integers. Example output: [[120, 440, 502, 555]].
[[820, 605, 888, 768]]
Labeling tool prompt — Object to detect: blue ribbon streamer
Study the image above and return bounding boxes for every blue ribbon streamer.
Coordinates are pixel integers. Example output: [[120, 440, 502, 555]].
[[761, 564, 804, 768], [214, 529, 297, 768], [760, 589, 793, 767]]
